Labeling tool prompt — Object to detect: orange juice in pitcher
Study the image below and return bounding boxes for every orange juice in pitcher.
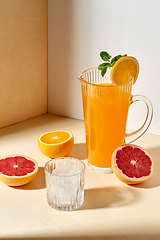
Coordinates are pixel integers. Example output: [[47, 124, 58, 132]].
[[82, 82, 131, 169], [79, 63, 153, 173]]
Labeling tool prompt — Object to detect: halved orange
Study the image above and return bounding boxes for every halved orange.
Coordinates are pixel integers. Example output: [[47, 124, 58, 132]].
[[110, 56, 139, 85], [37, 130, 74, 158]]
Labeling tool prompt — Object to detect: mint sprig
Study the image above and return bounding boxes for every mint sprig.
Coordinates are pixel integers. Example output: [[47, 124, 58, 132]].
[[98, 51, 127, 77]]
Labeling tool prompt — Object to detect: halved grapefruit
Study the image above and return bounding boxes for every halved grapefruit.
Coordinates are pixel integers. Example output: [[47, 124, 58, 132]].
[[112, 144, 154, 184], [0, 155, 39, 186]]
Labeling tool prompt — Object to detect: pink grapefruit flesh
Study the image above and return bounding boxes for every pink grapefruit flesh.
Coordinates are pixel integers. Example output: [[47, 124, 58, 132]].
[[0, 155, 39, 186], [112, 144, 154, 184]]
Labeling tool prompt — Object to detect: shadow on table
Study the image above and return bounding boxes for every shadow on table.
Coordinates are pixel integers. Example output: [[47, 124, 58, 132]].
[[12, 167, 46, 190], [133, 146, 160, 189], [11, 142, 87, 191], [70, 143, 160, 189], [11, 145, 160, 191], [79, 186, 139, 210], [68, 143, 87, 160]]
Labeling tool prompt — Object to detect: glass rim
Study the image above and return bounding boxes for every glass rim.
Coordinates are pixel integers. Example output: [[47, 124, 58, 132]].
[[44, 157, 85, 177], [78, 66, 134, 87]]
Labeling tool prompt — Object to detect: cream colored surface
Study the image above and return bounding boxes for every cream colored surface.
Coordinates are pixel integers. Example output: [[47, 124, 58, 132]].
[[0, 113, 160, 240], [0, 0, 48, 128]]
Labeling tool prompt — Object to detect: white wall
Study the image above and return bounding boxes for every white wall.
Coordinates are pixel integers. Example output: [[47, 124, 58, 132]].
[[48, 0, 160, 135]]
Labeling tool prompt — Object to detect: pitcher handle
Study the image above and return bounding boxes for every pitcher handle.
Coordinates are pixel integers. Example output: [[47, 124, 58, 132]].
[[125, 95, 153, 144]]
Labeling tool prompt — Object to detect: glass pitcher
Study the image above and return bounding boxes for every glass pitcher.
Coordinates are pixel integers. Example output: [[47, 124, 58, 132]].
[[78, 67, 153, 173]]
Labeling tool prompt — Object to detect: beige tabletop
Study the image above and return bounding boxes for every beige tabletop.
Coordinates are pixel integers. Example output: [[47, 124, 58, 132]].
[[0, 113, 160, 240]]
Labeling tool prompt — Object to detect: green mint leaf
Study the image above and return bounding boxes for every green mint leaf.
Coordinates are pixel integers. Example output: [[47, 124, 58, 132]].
[[111, 54, 127, 66], [98, 51, 127, 77], [101, 66, 108, 77], [100, 51, 111, 62], [111, 55, 123, 65], [98, 62, 112, 76], [98, 62, 111, 70]]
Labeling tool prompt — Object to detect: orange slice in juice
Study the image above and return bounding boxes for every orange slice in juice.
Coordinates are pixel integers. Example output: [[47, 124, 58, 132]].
[[110, 56, 139, 85]]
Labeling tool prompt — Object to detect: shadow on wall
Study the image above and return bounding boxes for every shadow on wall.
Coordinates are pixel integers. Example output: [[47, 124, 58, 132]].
[[48, 0, 75, 116], [48, 0, 92, 119]]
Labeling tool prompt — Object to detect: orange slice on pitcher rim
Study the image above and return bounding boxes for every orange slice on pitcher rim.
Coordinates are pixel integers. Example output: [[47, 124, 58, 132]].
[[110, 56, 139, 85], [37, 130, 74, 158]]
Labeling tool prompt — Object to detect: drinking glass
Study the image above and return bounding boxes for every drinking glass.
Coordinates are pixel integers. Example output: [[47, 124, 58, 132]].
[[45, 157, 85, 211]]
